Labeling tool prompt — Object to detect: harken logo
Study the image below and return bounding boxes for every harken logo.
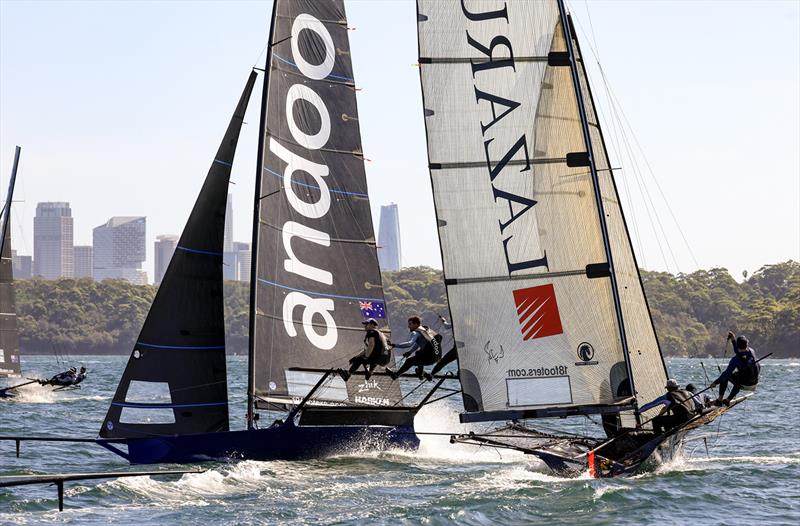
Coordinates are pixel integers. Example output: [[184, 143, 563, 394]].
[[512, 284, 563, 341]]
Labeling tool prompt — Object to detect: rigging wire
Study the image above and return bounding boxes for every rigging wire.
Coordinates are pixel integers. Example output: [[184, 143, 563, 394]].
[[572, 3, 703, 274]]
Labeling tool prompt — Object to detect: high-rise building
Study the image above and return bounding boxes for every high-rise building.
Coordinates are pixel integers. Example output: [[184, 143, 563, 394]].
[[377, 203, 401, 272], [224, 193, 234, 252], [73, 245, 93, 279], [154, 234, 178, 285], [233, 241, 251, 282], [11, 250, 32, 279], [223, 193, 236, 280], [93, 216, 147, 285], [33, 202, 73, 278]]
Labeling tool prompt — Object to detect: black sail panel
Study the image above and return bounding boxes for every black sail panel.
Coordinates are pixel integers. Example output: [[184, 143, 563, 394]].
[[252, 0, 402, 407], [0, 146, 21, 378], [100, 73, 257, 438]]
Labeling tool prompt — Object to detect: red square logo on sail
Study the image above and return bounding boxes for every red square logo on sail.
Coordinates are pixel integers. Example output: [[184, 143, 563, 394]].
[[512, 284, 563, 340]]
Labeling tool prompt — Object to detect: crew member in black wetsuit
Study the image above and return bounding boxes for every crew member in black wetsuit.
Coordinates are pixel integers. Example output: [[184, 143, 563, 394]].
[[423, 315, 458, 381], [73, 366, 88, 386], [710, 332, 760, 406], [640, 379, 696, 434], [386, 316, 440, 380], [339, 318, 391, 382], [40, 367, 77, 386]]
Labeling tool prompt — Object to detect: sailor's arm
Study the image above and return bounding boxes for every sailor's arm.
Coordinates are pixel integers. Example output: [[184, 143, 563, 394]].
[[639, 395, 669, 413]]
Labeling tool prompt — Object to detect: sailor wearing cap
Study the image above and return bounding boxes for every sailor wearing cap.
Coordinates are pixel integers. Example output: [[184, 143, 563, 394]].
[[338, 318, 392, 382]]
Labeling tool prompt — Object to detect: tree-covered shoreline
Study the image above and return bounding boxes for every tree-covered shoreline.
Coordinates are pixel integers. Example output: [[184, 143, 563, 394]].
[[14, 261, 798, 358]]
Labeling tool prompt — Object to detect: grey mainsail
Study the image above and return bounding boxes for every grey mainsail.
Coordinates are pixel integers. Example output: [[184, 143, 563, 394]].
[[0, 146, 21, 378], [100, 73, 257, 438], [250, 0, 402, 409], [416, 0, 666, 421]]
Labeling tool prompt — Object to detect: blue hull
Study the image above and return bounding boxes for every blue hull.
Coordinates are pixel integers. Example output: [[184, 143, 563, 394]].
[[98, 419, 419, 465]]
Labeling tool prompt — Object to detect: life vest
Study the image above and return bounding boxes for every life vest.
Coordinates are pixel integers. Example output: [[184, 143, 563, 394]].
[[364, 329, 390, 365], [666, 389, 695, 419], [737, 349, 760, 385], [415, 326, 443, 360]]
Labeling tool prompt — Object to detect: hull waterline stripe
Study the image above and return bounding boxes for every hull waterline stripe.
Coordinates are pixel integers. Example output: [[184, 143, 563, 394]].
[[272, 53, 354, 82], [257, 278, 382, 302], [176, 246, 223, 257], [112, 401, 227, 409], [263, 167, 369, 198], [136, 342, 225, 350]]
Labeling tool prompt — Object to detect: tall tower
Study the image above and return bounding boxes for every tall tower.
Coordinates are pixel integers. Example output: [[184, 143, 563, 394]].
[[233, 241, 251, 282], [223, 193, 236, 280], [154, 234, 179, 284], [92, 216, 147, 285], [73, 245, 93, 278], [33, 202, 73, 278], [377, 203, 401, 272]]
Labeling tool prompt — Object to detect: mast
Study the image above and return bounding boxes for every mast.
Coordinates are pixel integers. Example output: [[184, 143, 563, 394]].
[[0, 147, 20, 257], [247, 0, 278, 431], [556, 0, 640, 422]]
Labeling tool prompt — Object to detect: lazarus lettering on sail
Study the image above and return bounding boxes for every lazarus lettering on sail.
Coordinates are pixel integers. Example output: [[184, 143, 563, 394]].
[[464, 1, 549, 275]]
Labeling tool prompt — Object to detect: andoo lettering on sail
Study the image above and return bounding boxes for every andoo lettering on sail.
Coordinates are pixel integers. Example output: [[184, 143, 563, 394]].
[[416, 0, 667, 420], [251, 0, 402, 408]]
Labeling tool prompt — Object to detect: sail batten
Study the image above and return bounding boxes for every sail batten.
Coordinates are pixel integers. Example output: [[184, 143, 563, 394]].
[[417, 0, 665, 418], [250, 0, 403, 409]]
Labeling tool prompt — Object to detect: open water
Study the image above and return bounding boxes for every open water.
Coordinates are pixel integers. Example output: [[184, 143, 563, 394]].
[[0, 356, 797, 525]]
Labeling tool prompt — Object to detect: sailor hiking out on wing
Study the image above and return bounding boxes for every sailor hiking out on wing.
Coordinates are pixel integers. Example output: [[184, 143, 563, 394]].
[[40, 367, 77, 387], [640, 378, 697, 434], [710, 332, 760, 406], [423, 315, 459, 381], [339, 318, 391, 382], [386, 316, 442, 380]]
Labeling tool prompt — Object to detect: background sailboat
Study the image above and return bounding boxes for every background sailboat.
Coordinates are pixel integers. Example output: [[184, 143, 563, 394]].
[[0, 146, 23, 384]]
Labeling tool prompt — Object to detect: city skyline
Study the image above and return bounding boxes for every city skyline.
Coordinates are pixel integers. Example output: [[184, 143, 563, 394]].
[[1, 1, 798, 281]]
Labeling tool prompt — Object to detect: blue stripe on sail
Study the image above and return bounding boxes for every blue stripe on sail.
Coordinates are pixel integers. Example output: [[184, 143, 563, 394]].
[[272, 53, 354, 82], [257, 278, 382, 302], [214, 159, 232, 167], [263, 167, 368, 198], [176, 246, 223, 257], [136, 342, 225, 350], [112, 401, 227, 409]]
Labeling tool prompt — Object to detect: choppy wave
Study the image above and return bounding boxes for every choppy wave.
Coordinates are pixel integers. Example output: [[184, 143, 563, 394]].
[[1, 356, 799, 525]]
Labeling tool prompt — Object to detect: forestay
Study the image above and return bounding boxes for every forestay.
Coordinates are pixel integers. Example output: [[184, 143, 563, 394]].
[[417, 0, 664, 419], [100, 73, 257, 438], [251, 0, 401, 408], [0, 146, 21, 378]]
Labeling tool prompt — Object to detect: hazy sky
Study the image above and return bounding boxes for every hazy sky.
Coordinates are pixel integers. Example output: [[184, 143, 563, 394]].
[[1, 0, 798, 282]]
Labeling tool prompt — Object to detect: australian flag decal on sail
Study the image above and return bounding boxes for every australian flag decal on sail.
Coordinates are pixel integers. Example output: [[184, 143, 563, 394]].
[[512, 284, 563, 341], [359, 301, 386, 319]]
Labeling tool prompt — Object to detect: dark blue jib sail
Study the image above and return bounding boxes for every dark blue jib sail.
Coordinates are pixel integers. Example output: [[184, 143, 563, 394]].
[[250, 0, 402, 408], [0, 146, 22, 378], [100, 73, 257, 438]]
